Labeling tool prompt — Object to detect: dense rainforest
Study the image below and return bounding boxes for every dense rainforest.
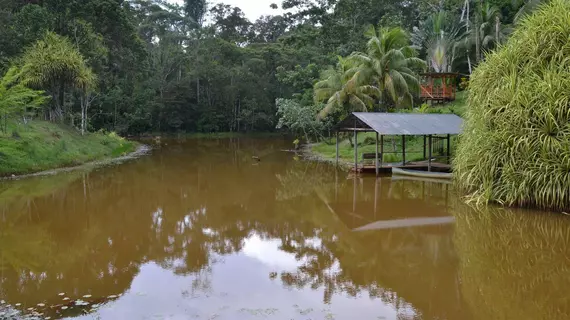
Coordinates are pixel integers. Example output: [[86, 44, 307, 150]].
[[0, 0, 541, 136]]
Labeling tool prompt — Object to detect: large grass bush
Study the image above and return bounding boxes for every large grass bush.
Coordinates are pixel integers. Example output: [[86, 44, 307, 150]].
[[454, 0, 570, 211]]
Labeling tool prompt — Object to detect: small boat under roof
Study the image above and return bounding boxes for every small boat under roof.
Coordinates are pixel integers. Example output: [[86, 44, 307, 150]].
[[392, 167, 453, 180]]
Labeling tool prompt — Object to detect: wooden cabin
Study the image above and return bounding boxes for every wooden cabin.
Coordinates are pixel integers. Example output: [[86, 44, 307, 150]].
[[420, 73, 458, 103]]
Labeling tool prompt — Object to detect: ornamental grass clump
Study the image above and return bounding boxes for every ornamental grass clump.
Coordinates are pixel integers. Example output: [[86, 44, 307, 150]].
[[454, 0, 570, 211]]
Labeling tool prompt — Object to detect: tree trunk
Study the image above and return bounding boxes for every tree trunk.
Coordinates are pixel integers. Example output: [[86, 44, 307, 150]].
[[475, 21, 481, 63], [237, 97, 241, 132], [475, 0, 483, 63], [196, 77, 200, 103], [80, 91, 90, 136], [495, 15, 500, 46], [461, 0, 473, 73]]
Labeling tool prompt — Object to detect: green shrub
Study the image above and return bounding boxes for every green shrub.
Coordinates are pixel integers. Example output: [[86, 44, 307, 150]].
[[361, 136, 376, 146], [454, 0, 570, 211]]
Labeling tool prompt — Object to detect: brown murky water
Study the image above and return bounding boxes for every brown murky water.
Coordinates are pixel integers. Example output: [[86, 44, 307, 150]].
[[1, 138, 569, 320]]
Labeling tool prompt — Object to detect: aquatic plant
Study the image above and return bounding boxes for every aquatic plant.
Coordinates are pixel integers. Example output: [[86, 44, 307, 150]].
[[454, 0, 570, 211]]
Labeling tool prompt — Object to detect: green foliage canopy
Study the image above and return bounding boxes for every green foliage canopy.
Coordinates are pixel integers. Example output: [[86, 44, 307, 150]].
[[0, 67, 47, 132]]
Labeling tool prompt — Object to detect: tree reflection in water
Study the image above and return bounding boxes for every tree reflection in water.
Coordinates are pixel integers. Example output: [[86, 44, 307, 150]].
[[0, 138, 568, 320]]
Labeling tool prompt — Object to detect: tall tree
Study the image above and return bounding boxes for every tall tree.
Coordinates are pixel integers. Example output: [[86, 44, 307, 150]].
[[314, 56, 381, 118], [478, 2, 508, 50], [210, 4, 251, 44], [412, 11, 468, 73], [184, 0, 207, 26], [351, 26, 426, 109], [19, 32, 95, 122]]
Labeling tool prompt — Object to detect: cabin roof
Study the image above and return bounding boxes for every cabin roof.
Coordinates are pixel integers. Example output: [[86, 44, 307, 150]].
[[336, 112, 464, 135]]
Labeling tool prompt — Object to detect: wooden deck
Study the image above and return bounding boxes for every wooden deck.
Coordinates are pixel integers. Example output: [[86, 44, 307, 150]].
[[350, 160, 452, 174]]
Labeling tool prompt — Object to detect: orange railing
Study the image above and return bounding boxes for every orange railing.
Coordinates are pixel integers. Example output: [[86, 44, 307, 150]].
[[420, 85, 456, 100]]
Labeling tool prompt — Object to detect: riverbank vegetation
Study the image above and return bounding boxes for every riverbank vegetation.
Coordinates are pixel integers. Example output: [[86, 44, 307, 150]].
[[454, 0, 570, 211], [0, 0, 541, 136], [0, 121, 135, 177], [0, 0, 550, 178]]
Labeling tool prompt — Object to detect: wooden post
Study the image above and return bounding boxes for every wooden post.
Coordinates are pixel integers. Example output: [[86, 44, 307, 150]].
[[354, 121, 358, 173], [423, 135, 427, 159], [374, 177, 378, 215], [445, 184, 449, 210], [428, 134, 433, 172], [402, 135, 406, 166], [375, 132, 379, 176], [380, 135, 384, 169], [335, 169, 338, 201], [352, 175, 357, 213], [443, 75, 446, 98], [447, 134, 451, 164], [335, 131, 339, 167]]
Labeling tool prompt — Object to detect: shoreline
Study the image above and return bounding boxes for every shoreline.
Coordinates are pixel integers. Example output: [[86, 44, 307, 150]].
[[1, 144, 151, 181], [132, 132, 289, 140], [301, 143, 353, 170]]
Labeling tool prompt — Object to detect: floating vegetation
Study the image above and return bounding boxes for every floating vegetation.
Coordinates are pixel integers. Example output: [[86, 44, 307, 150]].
[[74, 299, 90, 306], [293, 304, 314, 315]]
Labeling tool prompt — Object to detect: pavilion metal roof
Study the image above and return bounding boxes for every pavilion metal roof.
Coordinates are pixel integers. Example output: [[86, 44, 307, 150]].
[[336, 112, 463, 135]]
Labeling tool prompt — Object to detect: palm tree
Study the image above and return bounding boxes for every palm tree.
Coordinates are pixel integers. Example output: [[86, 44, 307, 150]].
[[478, 2, 509, 51], [466, 1, 509, 63], [412, 11, 468, 73], [19, 32, 95, 123], [350, 26, 426, 109], [512, 0, 544, 23], [314, 56, 381, 119]]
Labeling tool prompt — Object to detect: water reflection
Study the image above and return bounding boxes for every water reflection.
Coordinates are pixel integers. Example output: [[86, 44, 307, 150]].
[[0, 138, 568, 319], [454, 205, 570, 320]]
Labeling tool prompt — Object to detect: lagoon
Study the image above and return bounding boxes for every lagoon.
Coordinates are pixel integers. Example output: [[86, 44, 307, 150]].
[[0, 138, 568, 320]]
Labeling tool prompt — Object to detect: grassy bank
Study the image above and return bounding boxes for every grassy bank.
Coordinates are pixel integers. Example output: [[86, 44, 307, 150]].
[[312, 133, 429, 164], [310, 93, 467, 165], [426, 91, 467, 116], [0, 120, 137, 176]]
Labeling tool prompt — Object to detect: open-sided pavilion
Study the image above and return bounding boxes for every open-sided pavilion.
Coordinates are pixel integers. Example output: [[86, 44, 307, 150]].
[[334, 113, 464, 175]]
